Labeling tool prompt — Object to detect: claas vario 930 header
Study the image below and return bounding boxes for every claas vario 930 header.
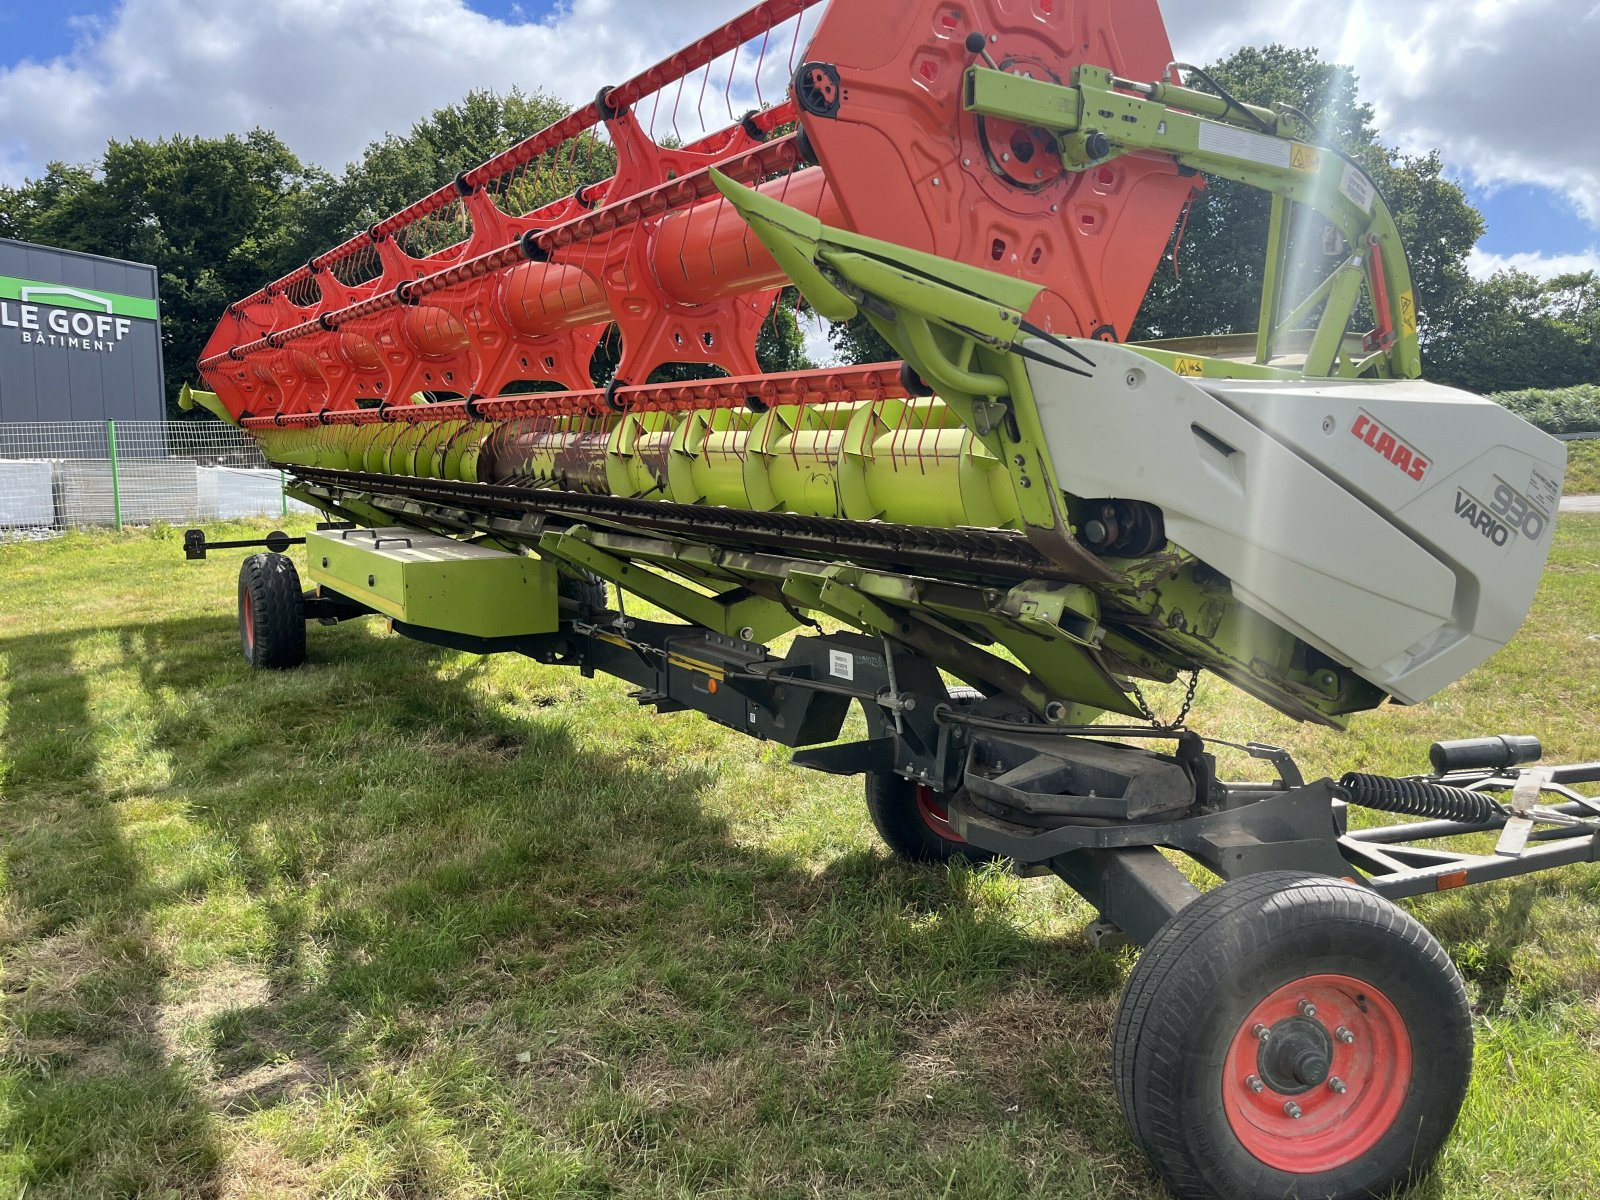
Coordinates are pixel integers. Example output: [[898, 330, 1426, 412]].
[[179, 1, 1596, 1195]]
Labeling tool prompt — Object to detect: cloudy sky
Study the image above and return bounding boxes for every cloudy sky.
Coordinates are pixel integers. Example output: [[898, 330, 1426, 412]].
[[1, 0, 1596, 282]]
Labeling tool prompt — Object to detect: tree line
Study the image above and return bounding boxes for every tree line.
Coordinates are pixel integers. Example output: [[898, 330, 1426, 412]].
[[1, 47, 1594, 418]]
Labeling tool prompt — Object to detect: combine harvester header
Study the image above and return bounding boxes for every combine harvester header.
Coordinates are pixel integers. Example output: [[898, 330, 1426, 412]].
[[182, 2, 1595, 1196]]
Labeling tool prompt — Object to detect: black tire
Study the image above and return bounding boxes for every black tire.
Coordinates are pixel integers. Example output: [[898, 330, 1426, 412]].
[[558, 568, 609, 618], [238, 553, 307, 670], [1113, 871, 1472, 1200], [865, 686, 998, 865]]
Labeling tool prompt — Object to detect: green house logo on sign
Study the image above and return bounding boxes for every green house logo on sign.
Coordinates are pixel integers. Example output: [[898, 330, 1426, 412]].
[[0, 274, 159, 356]]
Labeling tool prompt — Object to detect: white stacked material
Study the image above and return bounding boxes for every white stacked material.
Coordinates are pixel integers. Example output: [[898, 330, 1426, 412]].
[[0, 458, 56, 527], [55, 459, 201, 525], [199, 466, 291, 519]]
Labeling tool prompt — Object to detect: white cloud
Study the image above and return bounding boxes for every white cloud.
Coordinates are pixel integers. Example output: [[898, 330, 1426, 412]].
[[1467, 246, 1600, 280], [1161, 0, 1600, 229], [0, 0, 782, 184], [799, 313, 838, 368]]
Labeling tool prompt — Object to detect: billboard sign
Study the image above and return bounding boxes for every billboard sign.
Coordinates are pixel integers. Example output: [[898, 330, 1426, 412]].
[[0, 239, 165, 425]]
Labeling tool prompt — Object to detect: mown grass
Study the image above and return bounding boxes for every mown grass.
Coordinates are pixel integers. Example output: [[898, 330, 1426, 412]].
[[1566, 439, 1600, 495], [1, 516, 1598, 1198]]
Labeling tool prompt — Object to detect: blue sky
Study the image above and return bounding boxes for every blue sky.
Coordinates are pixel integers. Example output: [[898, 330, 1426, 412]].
[[0, 1, 109, 63], [1, 0, 1595, 278]]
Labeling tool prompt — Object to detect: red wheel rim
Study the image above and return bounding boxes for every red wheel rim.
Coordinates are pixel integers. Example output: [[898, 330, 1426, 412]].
[[241, 585, 256, 650], [914, 783, 967, 844], [1222, 974, 1412, 1174]]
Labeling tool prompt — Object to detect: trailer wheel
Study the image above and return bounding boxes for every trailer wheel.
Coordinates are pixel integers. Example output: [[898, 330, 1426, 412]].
[[238, 553, 307, 670], [1112, 871, 1471, 1200], [865, 686, 996, 865], [558, 569, 609, 617]]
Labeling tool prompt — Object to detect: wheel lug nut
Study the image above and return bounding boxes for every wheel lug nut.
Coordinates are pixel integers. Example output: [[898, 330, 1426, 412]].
[[1298, 1000, 1317, 1018], [1253, 1023, 1270, 1042], [1284, 1101, 1303, 1119], [1336, 1027, 1355, 1044], [1329, 1077, 1347, 1094], [1245, 1075, 1264, 1094]]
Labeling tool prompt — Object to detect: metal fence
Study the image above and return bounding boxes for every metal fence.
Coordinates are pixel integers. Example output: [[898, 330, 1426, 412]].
[[0, 420, 312, 537]]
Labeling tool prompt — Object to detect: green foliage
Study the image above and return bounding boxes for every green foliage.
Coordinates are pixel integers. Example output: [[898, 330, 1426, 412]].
[[321, 88, 614, 245], [828, 311, 897, 369], [1436, 272, 1598, 395], [1493, 384, 1600, 435]]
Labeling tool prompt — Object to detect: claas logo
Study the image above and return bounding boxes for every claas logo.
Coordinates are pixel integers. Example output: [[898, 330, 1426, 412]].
[[1351, 413, 1429, 482]]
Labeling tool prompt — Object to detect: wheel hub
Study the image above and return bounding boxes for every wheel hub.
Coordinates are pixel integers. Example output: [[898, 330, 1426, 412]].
[[1256, 1015, 1333, 1095]]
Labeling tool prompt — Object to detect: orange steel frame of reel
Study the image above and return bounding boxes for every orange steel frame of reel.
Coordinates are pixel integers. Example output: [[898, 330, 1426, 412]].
[[197, 0, 1192, 428]]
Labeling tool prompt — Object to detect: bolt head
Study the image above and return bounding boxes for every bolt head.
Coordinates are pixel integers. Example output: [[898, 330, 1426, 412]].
[[1253, 1024, 1270, 1042], [1299, 1000, 1317, 1018], [1246, 1075, 1264, 1094], [1329, 1077, 1348, 1094], [1284, 1101, 1303, 1119], [1336, 1027, 1355, 1044]]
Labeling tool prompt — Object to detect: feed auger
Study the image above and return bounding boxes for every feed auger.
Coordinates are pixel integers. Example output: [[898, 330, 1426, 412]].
[[182, 1, 1595, 1195]]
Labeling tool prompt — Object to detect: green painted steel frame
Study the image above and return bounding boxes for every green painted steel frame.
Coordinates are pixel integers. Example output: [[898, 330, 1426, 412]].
[[964, 63, 1422, 381]]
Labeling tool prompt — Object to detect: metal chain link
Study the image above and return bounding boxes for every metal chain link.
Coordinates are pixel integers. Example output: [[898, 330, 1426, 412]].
[[1130, 669, 1201, 731]]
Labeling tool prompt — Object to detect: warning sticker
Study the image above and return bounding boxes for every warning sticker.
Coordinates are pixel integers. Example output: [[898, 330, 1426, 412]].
[[1398, 290, 1417, 337], [1290, 143, 1320, 173], [829, 649, 854, 681], [1528, 463, 1562, 516], [1339, 163, 1375, 214], [1173, 356, 1206, 378]]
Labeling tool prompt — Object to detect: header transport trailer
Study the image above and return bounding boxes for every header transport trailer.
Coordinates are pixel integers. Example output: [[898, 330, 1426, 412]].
[[178, 1, 1596, 1196]]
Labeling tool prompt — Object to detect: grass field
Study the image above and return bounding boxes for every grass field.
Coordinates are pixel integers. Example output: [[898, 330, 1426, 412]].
[[1566, 439, 1600, 495], [2, 515, 1599, 1199]]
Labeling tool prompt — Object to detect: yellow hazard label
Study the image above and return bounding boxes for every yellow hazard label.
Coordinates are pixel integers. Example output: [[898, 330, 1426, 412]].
[[668, 652, 726, 682], [1173, 356, 1206, 378], [1399, 290, 1417, 337], [1290, 143, 1320, 173]]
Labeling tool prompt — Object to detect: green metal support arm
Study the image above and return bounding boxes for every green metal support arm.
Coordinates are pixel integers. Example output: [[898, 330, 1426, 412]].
[[964, 63, 1422, 380]]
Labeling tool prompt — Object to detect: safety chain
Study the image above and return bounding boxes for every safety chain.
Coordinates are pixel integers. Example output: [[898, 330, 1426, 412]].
[[1131, 669, 1201, 731]]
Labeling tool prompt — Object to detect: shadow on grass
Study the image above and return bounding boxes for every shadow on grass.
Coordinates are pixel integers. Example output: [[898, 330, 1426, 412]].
[[0, 620, 225, 1196], [6, 610, 1142, 1196]]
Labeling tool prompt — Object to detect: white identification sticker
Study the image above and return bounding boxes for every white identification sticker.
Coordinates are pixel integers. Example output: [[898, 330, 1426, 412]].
[[1197, 123, 1292, 169], [1528, 463, 1562, 516], [829, 650, 855, 681], [1339, 164, 1375, 214]]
